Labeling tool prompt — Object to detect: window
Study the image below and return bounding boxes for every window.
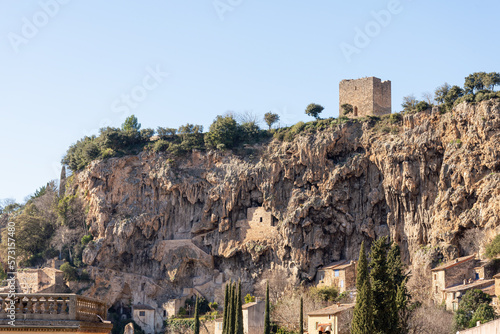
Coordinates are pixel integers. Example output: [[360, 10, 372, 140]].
[[328, 315, 331, 320], [354, 106, 358, 117], [435, 286, 438, 293], [434, 274, 436, 281], [334, 270, 340, 277], [316, 322, 319, 330], [260, 217, 263, 222], [340, 280, 344, 288], [139, 311, 145, 317], [163, 310, 166, 317], [218, 323, 223, 330]]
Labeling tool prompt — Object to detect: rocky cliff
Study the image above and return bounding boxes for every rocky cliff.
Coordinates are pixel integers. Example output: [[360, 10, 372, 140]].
[[71, 100, 500, 310]]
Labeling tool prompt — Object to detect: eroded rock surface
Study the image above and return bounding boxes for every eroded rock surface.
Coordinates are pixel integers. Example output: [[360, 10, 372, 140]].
[[72, 100, 500, 307]]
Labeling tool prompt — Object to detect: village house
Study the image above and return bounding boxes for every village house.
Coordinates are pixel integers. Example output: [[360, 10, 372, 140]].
[[132, 304, 156, 334], [214, 301, 265, 334], [316, 260, 356, 293], [442, 279, 495, 311], [307, 303, 355, 334], [431, 254, 477, 305], [16, 267, 67, 293]]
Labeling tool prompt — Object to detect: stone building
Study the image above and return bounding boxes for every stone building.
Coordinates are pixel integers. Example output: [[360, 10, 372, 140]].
[[242, 301, 265, 334], [442, 279, 495, 311], [16, 267, 66, 293], [132, 304, 156, 334], [339, 77, 391, 117], [307, 303, 355, 334], [316, 260, 356, 293], [431, 254, 477, 305]]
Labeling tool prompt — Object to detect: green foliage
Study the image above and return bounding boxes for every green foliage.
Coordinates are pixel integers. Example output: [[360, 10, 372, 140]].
[[485, 235, 500, 258], [60, 262, 78, 281], [309, 286, 339, 302], [152, 139, 169, 153], [341, 103, 353, 116], [415, 101, 430, 113], [236, 281, 244, 334], [111, 319, 145, 334], [401, 95, 417, 112], [178, 307, 187, 317], [388, 243, 410, 334], [244, 294, 256, 304], [454, 289, 495, 330], [205, 115, 239, 149], [0, 266, 7, 281], [239, 121, 262, 145], [435, 83, 451, 104], [209, 302, 219, 311], [264, 112, 280, 129], [264, 282, 270, 334], [194, 296, 200, 334], [305, 103, 324, 119], [389, 113, 402, 124], [157, 127, 177, 137], [351, 241, 374, 334], [122, 115, 141, 132], [370, 237, 398, 334], [81, 234, 93, 246], [469, 303, 496, 328]]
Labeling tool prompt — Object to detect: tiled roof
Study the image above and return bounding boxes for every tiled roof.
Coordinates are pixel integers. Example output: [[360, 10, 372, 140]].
[[322, 260, 355, 271], [443, 279, 494, 293], [133, 304, 155, 310], [431, 254, 476, 271], [242, 302, 260, 309], [307, 303, 355, 316]]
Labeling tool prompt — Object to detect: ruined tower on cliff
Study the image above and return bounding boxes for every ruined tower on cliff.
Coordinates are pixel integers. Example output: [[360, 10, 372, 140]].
[[339, 77, 391, 117]]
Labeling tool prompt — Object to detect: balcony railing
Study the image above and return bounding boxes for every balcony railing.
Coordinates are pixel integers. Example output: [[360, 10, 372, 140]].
[[0, 293, 107, 323]]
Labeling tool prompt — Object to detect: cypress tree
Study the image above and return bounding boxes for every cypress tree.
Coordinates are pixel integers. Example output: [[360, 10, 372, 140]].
[[388, 243, 409, 334], [235, 280, 244, 334], [194, 295, 200, 334], [351, 241, 374, 334], [223, 283, 229, 334], [230, 282, 236, 334], [299, 296, 303, 334], [264, 282, 270, 334], [370, 237, 397, 334]]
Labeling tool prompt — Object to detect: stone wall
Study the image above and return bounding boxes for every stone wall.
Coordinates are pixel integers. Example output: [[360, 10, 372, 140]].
[[339, 77, 391, 117], [457, 318, 500, 334], [316, 263, 356, 293]]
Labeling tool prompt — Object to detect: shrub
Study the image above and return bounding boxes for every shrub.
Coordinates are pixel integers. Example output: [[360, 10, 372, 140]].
[[305, 103, 324, 119], [389, 113, 402, 124], [310, 286, 339, 302], [485, 235, 500, 258], [415, 101, 430, 113], [152, 139, 169, 153], [341, 103, 353, 115], [205, 115, 239, 149], [244, 294, 256, 304], [81, 234, 93, 246], [60, 262, 78, 281]]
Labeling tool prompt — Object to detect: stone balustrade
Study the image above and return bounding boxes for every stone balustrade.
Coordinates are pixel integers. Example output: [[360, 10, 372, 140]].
[[0, 293, 107, 323]]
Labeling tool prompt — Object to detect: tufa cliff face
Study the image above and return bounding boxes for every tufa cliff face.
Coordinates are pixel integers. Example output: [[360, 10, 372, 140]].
[[73, 100, 500, 308]]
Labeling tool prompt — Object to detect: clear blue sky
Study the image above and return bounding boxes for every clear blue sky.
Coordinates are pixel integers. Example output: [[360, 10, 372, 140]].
[[0, 0, 498, 202]]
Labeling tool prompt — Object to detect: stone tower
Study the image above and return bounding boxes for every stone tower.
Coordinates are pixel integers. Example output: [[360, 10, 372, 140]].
[[339, 77, 391, 117]]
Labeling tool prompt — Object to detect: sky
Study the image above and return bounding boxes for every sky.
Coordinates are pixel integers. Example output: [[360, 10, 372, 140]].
[[0, 0, 499, 202]]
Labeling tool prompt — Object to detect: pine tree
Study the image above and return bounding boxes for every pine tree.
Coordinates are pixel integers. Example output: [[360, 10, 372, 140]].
[[194, 295, 200, 334], [264, 282, 270, 334], [351, 241, 374, 334], [370, 237, 398, 334], [299, 297, 304, 334], [235, 280, 244, 334], [223, 283, 229, 334]]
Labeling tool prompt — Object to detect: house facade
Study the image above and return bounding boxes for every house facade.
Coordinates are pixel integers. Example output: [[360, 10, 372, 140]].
[[307, 303, 355, 334], [317, 260, 356, 293], [132, 304, 156, 334]]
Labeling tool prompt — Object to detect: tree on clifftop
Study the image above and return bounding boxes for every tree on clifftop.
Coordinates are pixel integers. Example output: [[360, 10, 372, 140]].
[[264, 112, 280, 129], [122, 114, 141, 132], [305, 103, 324, 119]]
